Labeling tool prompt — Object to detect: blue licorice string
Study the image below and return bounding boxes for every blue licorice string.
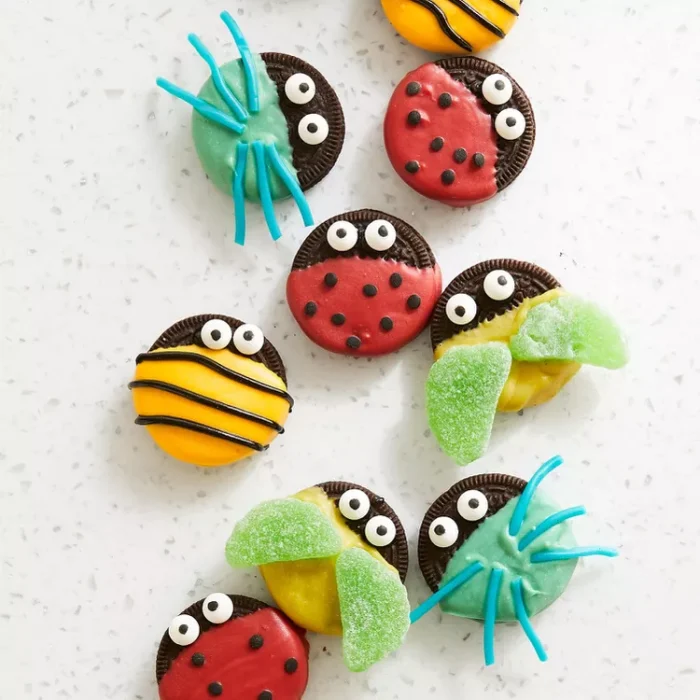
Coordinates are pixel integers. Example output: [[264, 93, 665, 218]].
[[518, 506, 586, 552], [232, 143, 249, 246], [156, 78, 245, 134], [483, 567, 504, 666], [252, 142, 282, 241], [508, 455, 564, 537], [510, 578, 548, 662], [187, 34, 248, 122], [530, 547, 618, 564], [264, 143, 314, 226], [220, 11, 260, 113], [409, 561, 484, 625]]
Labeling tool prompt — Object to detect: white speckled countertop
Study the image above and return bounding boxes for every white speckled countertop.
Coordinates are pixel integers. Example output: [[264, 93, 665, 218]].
[[2, 1, 699, 698]]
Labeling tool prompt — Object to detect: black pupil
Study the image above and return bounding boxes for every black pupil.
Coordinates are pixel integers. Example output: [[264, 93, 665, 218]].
[[506, 116, 516, 127], [495, 79, 505, 90], [455, 306, 465, 317], [336, 228, 347, 238], [299, 83, 309, 93], [377, 225, 388, 237], [349, 498, 360, 510], [243, 330, 254, 341], [468, 498, 480, 509], [497, 275, 507, 285], [307, 122, 318, 133], [178, 624, 188, 635], [207, 601, 218, 611], [434, 524, 446, 536], [210, 329, 221, 341], [376, 525, 388, 537]]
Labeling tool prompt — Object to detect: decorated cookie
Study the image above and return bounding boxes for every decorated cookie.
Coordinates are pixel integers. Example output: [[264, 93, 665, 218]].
[[157, 594, 309, 699], [381, 0, 521, 55], [384, 57, 534, 207], [411, 456, 617, 665], [225, 481, 411, 671], [157, 12, 345, 244], [286, 209, 442, 356], [426, 260, 628, 464], [129, 314, 292, 467]]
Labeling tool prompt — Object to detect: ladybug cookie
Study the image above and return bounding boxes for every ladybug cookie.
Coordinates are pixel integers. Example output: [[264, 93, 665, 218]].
[[384, 57, 534, 207], [286, 209, 442, 356], [156, 593, 309, 700]]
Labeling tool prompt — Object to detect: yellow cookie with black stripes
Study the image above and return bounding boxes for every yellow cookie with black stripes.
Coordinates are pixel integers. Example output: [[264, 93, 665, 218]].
[[381, 0, 521, 55], [129, 314, 292, 467]]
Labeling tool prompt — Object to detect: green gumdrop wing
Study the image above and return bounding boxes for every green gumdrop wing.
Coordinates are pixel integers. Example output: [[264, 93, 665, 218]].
[[510, 295, 629, 369], [426, 343, 512, 466], [336, 548, 411, 672], [192, 56, 298, 202], [225, 499, 342, 567]]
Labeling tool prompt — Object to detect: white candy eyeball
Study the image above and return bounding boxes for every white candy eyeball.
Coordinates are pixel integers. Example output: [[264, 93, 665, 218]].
[[365, 515, 396, 547], [457, 490, 489, 522], [338, 489, 371, 520], [168, 614, 200, 646], [364, 220, 397, 252], [326, 220, 359, 252], [285, 73, 316, 105], [201, 319, 233, 350], [202, 593, 234, 624], [428, 517, 459, 548], [445, 293, 477, 325], [233, 324, 265, 356], [495, 108, 526, 140], [483, 270, 515, 301], [482, 74, 513, 106], [298, 114, 329, 145]]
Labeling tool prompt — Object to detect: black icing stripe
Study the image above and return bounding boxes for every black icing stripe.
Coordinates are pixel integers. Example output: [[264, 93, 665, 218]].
[[489, 0, 519, 17], [128, 379, 285, 433], [135, 351, 294, 408], [446, 0, 505, 38], [134, 415, 268, 452], [408, 0, 474, 52]]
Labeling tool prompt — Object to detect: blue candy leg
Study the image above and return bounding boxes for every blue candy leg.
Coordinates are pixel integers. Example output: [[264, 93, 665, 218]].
[[509, 456, 564, 537], [531, 547, 618, 564], [518, 506, 586, 552], [483, 567, 504, 666], [511, 578, 548, 662], [220, 11, 260, 113], [252, 141, 282, 241], [232, 143, 249, 246], [264, 144, 314, 226]]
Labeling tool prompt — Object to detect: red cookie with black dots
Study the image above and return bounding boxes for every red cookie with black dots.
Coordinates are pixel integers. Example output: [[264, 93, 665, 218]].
[[286, 209, 442, 356], [156, 593, 309, 700], [384, 56, 535, 207]]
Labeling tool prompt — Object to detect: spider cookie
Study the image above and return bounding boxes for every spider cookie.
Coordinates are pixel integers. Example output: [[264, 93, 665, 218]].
[[129, 314, 293, 467], [157, 594, 309, 700], [426, 260, 628, 464], [411, 456, 618, 665], [384, 57, 534, 207], [286, 209, 442, 356], [157, 12, 345, 244], [226, 481, 411, 671]]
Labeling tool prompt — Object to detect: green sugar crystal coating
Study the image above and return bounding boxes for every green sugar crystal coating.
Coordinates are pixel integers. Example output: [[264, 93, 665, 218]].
[[510, 296, 629, 369], [336, 548, 411, 672], [192, 56, 297, 202], [426, 343, 512, 466], [225, 499, 342, 567], [440, 493, 578, 621]]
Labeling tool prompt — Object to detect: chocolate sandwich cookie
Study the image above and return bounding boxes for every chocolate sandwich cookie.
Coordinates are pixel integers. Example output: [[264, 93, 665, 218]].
[[384, 56, 534, 207], [286, 209, 442, 356], [157, 12, 345, 244], [129, 314, 293, 468], [156, 593, 309, 700]]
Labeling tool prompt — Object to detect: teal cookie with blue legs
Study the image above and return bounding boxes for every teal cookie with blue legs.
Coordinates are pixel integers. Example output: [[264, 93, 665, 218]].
[[413, 456, 617, 665], [157, 12, 345, 244]]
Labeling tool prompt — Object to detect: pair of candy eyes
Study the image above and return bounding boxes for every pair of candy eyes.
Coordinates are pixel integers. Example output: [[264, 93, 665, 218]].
[[168, 593, 235, 646], [200, 319, 264, 355], [445, 269, 515, 326], [428, 490, 489, 548], [482, 74, 526, 141], [338, 489, 397, 547], [326, 219, 397, 253], [284, 73, 329, 146]]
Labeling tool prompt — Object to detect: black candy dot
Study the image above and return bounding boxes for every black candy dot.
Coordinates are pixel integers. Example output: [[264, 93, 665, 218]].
[[210, 329, 221, 341], [380, 317, 394, 331], [324, 272, 338, 288], [363, 284, 378, 297], [284, 658, 299, 674], [441, 169, 456, 185], [376, 525, 388, 537], [453, 148, 467, 164], [405, 160, 420, 174], [331, 313, 346, 326], [307, 122, 319, 134], [249, 634, 264, 650], [178, 624, 188, 635], [336, 227, 348, 239], [207, 601, 218, 611], [191, 653, 205, 667], [258, 692, 273, 700], [243, 330, 254, 341], [506, 116, 517, 127], [438, 93, 452, 109], [430, 137, 444, 152], [390, 273, 403, 288], [299, 83, 310, 94], [208, 682, 223, 696], [434, 524, 446, 536], [407, 294, 421, 310], [454, 305, 466, 317], [407, 110, 421, 126], [304, 301, 317, 317], [494, 79, 505, 91], [468, 498, 480, 509], [347, 336, 361, 350], [349, 498, 360, 510], [406, 81, 421, 96], [473, 152, 485, 167]]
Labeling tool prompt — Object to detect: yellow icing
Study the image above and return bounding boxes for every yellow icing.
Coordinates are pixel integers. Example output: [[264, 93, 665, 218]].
[[381, 0, 521, 55], [260, 486, 396, 636], [131, 346, 290, 467], [434, 289, 581, 412]]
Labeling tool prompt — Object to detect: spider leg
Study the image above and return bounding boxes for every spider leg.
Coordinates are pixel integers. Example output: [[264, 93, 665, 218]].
[[483, 567, 504, 666], [508, 455, 563, 537], [530, 546, 618, 564], [232, 143, 249, 246], [510, 577, 547, 662], [252, 141, 282, 241], [264, 143, 314, 226], [517, 506, 586, 552], [220, 11, 260, 113]]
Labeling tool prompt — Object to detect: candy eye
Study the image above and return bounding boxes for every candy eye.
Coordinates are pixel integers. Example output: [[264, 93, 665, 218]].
[[364, 220, 397, 252], [326, 220, 359, 252], [365, 515, 396, 547], [285, 73, 316, 105], [201, 319, 233, 350], [482, 74, 513, 106], [168, 614, 200, 646], [233, 324, 265, 356], [428, 516, 459, 548], [298, 114, 329, 145], [202, 593, 234, 624], [338, 489, 371, 520], [445, 293, 477, 325], [495, 108, 526, 140], [457, 490, 489, 522], [483, 270, 515, 301]]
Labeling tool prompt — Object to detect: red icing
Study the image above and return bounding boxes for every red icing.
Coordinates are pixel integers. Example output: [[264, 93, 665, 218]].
[[287, 256, 442, 356], [159, 608, 309, 700], [384, 63, 499, 207]]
